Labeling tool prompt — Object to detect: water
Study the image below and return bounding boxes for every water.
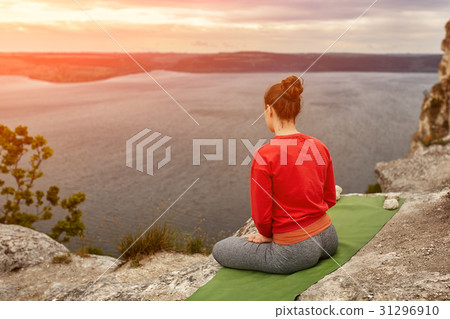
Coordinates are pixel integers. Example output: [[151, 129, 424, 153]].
[[0, 71, 438, 255]]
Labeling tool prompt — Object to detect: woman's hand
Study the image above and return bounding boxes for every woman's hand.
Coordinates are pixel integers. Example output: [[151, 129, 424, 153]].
[[241, 233, 273, 243]]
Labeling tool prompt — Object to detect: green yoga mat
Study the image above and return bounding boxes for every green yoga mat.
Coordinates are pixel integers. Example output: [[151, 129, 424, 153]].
[[186, 195, 405, 301]]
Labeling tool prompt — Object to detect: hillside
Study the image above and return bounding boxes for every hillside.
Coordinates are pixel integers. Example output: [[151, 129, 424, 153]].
[[0, 52, 442, 83]]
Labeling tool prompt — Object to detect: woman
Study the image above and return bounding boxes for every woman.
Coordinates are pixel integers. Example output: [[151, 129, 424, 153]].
[[212, 75, 338, 274]]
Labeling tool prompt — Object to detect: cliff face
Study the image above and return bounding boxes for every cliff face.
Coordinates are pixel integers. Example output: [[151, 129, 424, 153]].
[[411, 20, 450, 150], [439, 21, 450, 84], [377, 20, 450, 193]]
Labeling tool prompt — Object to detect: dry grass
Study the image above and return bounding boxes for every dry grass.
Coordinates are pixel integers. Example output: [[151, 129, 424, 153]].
[[117, 222, 225, 262]]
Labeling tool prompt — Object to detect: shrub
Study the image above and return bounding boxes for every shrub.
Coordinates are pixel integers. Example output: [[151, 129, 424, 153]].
[[129, 254, 143, 268], [422, 135, 450, 146], [184, 222, 214, 255], [76, 245, 108, 257], [86, 246, 106, 255], [186, 236, 204, 254], [365, 182, 382, 194], [52, 253, 72, 264]]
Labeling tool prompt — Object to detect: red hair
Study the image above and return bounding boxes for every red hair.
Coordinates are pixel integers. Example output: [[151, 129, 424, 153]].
[[264, 75, 304, 121]]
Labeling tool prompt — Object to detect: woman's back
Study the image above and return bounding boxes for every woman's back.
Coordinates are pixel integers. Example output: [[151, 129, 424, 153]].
[[251, 132, 336, 237]]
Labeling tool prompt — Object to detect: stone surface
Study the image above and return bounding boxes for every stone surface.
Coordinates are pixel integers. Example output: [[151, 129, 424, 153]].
[[375, 143, 450, 193], [0, 253, 117, 300], [411, 20, 450, 150], [45, 254, 220, 301], [0, 248, 213, 301], [0, 224, 69, 274]]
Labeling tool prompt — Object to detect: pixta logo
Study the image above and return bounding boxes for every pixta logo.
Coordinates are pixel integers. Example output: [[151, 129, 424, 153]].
[[192, 138, 325, 166], [126, 130, 326, 176], [126, 129, 172, 176]]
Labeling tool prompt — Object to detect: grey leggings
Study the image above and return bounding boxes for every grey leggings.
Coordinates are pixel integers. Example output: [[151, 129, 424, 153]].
[[212, 224, 338, 274]]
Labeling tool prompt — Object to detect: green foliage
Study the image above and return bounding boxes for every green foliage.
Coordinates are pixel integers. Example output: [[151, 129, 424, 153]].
[[365, 182, 382, 194], [86, 246, 106, 256], [48, 192, 86, 243], [421, 134, 450, 147], [0, 124, 86, 243], [51, 253, 72, 264], [129, 255, 143, 268]]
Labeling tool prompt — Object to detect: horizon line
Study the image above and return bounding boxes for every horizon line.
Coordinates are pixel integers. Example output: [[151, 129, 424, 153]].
[[0, 50, 443, 56]]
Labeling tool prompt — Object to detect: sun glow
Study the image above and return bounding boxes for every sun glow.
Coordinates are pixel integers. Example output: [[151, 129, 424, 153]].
[[1, 1, 214, 26], [0, 0, 448, 53]]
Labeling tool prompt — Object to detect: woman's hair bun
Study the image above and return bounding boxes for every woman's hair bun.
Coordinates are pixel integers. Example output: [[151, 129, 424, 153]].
[[280, 75, 304, 101]]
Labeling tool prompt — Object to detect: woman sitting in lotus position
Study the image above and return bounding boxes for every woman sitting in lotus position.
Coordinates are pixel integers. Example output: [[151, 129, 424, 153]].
[[212, 75, 338, 274]]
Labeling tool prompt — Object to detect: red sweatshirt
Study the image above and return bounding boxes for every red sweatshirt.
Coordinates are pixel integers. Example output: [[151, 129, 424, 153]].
[[250, 132, 336, 238]]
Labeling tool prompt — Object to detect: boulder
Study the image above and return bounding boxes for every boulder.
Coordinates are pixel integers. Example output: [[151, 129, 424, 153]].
[[375, 143, 450, 193], [0, 224, 69, 274]]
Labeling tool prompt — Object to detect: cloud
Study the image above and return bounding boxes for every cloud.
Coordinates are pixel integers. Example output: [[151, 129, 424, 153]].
[[15, 0, 450, 22], [0, 0, 449, 53]]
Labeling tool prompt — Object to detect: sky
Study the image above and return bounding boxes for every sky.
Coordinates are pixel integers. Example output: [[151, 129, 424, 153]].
[[0, 0, 449, 54]]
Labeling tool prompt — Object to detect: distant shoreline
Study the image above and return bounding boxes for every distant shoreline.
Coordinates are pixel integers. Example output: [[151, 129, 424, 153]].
[[0, 51, 442, 83]]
